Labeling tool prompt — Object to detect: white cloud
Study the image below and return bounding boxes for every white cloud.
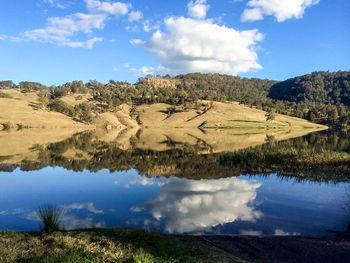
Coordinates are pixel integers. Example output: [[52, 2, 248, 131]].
[[0, 35, 24, 42], [241, 8, 264, 22], [133, 177, 262, 233], [128, 10, 143, 22], [44, 0, 69, 9], [56, 3, 66, 9], [113, 67, 119, 71], [23, 13, 105, 48], [241, 0, 320, 22], [142, 20, 160, 32], [187, 0, 210, 19], [129, 66, 155, 77], [130, 39, 144, 45], [128, 65, 169, 78], [23, 0, 133, 48], [125, 25, 140, 32], [0, 211, 8, 215], [66, 37, 103, 48], [85, 0, 131, 15], [133, 17, 263, 76]]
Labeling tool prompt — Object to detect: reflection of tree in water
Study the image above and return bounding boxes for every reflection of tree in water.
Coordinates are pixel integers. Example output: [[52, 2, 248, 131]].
[[4, 131, 234, 179], [1, 131, 350, 182], [220, 132, 350, 182]]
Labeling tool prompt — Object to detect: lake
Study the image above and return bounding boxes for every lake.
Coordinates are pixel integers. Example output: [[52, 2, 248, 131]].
[[0, 130, 349, 235]]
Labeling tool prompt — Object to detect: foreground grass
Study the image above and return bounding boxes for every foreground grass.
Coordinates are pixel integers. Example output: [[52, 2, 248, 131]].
[[0, 228, 241, 263]]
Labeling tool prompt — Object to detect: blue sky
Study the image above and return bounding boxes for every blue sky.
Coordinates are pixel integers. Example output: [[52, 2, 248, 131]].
[[0, 0, 349, 85]]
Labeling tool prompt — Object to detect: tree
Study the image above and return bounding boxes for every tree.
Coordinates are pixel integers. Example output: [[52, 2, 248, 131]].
[[266, 108, 276, 122], [0, 80, 14, 89]]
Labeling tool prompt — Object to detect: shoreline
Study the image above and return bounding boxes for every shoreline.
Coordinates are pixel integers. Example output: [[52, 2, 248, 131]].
[[200, 233, 350, 263], [1, 228, 349, 262]]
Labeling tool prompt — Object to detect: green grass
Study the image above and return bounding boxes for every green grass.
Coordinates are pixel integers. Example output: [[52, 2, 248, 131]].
[[21, 249, 104, 263], [0, 228, 240, 263]]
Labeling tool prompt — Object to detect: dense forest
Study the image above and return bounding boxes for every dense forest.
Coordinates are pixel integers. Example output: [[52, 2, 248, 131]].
[[1, 71, 349, 127]]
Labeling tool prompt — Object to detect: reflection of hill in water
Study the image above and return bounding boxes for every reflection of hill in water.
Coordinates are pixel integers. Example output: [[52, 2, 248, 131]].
[[0, 124, 323, 162], [0, 129, 350, 182]]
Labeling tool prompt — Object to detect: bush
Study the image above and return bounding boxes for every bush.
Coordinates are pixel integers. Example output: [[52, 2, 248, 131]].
[[0, 91, 12, 98], [2, 121, 11, 131], [37, 205, 64, 233], [47, 99, 74, 117]]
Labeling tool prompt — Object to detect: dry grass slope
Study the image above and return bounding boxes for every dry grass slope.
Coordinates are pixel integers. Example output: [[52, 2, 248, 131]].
[[0, 89, 91, 129], [0, 91, 327, 160]]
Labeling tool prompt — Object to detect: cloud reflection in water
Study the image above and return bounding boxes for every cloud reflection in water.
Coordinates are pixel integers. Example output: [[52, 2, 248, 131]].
[[132, 177, 262, 233]]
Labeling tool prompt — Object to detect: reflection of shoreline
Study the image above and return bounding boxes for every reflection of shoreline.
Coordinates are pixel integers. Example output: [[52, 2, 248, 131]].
[[132, 177, 262, 233], [1, 130, 349, 183], [0, 122, 325, 166]]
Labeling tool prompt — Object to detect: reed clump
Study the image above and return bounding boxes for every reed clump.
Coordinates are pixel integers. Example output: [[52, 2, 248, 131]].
[[37, 205, 64, 233]]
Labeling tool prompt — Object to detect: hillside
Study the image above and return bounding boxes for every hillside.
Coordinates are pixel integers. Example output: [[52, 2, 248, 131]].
[[2, 71, 349, 128], [0, 89, 91, 130], [269, 71, 350, 105], [0, 89, 326, 131], [0, 89, 327, 164]]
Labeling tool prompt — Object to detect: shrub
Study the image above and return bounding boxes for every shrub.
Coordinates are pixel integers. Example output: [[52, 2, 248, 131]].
[[0, 91, 12, 98], [47, 99, 74, 117], [37, 205, 64, 233], [2, 121, 11, 131]]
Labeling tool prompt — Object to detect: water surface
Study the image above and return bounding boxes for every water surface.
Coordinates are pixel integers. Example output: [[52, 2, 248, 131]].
[[0, 131, 349, 235]]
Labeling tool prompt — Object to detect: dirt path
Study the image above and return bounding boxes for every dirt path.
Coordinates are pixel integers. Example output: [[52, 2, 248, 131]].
[[200, 234, 350, 263]]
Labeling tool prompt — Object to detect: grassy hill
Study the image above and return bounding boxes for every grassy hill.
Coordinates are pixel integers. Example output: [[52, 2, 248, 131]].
[[0, 89, 327, 164], [0, 89, 91, 129], [0, 89, 326, 132]]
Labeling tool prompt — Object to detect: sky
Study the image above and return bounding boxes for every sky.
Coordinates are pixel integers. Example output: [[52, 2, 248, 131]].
[[0, 0, 349, 85]]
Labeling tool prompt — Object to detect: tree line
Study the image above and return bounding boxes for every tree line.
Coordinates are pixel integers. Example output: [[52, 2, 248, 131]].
[[1, 71, 350, 127]]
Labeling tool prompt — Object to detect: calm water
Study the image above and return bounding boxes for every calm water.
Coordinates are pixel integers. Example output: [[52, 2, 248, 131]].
[[0, 131, 349, 235]]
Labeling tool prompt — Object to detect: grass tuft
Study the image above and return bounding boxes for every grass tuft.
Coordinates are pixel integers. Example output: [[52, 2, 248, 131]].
[[37, 205, 64, 233]]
